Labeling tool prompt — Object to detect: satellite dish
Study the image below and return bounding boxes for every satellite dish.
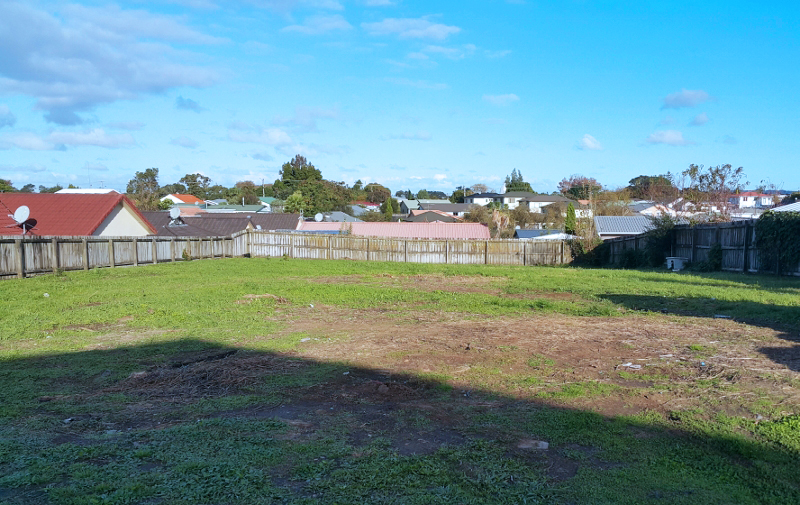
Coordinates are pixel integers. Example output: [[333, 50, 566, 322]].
[[256, 225, 262, 230], [169, 207, 181, 219], [314, 213, 323, 222], [13, 206, 30, 224]]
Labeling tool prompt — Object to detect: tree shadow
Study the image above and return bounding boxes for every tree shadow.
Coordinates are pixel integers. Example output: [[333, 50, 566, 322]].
[[1, 338, 798, 504], [599, 293, 800, 372]]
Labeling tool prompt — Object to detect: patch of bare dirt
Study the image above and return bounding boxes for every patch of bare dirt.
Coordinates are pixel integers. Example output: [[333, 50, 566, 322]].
[[236, 293, 289, 304]]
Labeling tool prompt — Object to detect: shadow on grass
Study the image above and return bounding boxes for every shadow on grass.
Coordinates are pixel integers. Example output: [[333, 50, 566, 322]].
[[1, 338, 798, 505], [599, 294, 800, 372]]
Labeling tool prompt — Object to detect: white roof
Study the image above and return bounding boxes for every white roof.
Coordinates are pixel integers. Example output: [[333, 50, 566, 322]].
[[55, 188, 119, 194], [773, 202, 800, 212]]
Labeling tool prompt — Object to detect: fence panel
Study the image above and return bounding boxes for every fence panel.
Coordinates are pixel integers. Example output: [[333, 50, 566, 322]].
[[448, 240, 487, 264], [406, 240, 448, 264], [368, 237, 404, 262]]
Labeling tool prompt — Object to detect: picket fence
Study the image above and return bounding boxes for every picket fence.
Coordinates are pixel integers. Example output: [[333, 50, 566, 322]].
[[1, 230, 570, 278]]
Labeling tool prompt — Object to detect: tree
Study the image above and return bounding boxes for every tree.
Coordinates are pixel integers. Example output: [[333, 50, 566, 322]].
[[449, 186, 474, 203], [510, 205, 538, 229], [0, 179, 16, 193], [284, 191, 305, 214], [160, 183, 187, 196], [627, 175, 678, 203], [381, 198, 394, 221], [680, 164, 746, 220], [179, 173, 211, 199], [504, 169, 534, 193], [233, 181, 260, 205], [297, 180, 351, 216], [416, 189, 430, 200], [427, 191, 448, 199], [19, 184, 35, 193], [558, 175, 602, 200], [470, 183, 492, 194], [364, 183, 391, 204], [565, 202, 577, 235], [126, 168, 161, 211], [274, 155, 322, 199], [39, 184, 63, 193], [206, 185, 227, 200]]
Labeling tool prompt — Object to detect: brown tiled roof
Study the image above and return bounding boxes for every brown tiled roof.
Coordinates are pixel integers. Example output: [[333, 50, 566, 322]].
[[142, 212, 302, 237]]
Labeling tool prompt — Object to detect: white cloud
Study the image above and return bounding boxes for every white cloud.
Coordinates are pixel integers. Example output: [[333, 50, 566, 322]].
[[385, 77, 448, 90], [0, 3, 219, 124], [0, 105, 16, 128], [0, 129, 135, 150], [272, 106, 340, 133], [578, 134, 603, 151], [176, 96, 205, 112], [84, 162, 108, 171], [690, 112, 709, 126], [48, 129, 136, 148], [661, 89, 712, 109], [0, 163, 46, 173], [644, 130, 693, 146], [422, 44, 475, 60], [483, 93, 519, 106], [106, 121, 144, 131], [170, 136, 199, 148], [364, 0, 394, 5], [484, 49, 511, 58], [383, 131, 432, 141], [228, 127, 293, 146], [434, 174, 447, 181], [362, 18, 461, 40], [282, 15, 352, 35]]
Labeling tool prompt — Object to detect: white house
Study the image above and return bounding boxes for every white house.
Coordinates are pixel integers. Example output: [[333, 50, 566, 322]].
[[730, 192, 778, 209]]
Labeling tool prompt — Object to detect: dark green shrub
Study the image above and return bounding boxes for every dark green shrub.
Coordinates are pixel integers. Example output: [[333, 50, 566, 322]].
[[695, 243, 723, 272], [620, 249, 646, 269], [755, 211, 800, 274], [643, 214, 678, 267]]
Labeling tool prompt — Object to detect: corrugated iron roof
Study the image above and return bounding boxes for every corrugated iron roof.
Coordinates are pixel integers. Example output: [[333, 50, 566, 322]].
[[773, 202, 800, 213], [0, 193, 155, 236], [298, 221, 490, 239], [594, 216, 654, 236]]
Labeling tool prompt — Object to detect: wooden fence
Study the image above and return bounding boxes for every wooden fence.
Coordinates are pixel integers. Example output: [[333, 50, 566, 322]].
[[0, 231, 571, 279], [0, 235, 234, 279], [606, 220, 800, 275], [237, 231, 570, 266]]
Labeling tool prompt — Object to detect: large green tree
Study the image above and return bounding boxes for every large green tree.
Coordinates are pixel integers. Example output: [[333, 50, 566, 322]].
[[565, 202, 577, 235], [0, 179, 16, 193], [450, 186, 474, 203], [504, 169, 534, 193], [297, 180, 351, 216], [126, 168, 161, 211], [179, 173, 211, 199], [680, 164, 746, 220], [364, 183, 391, 204], [273, 155, 322, 199], [558, 175, 601, 200], [627, 174, 678, 202]]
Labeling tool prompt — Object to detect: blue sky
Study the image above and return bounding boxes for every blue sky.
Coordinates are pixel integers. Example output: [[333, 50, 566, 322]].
[[1, 0, 798, 195]]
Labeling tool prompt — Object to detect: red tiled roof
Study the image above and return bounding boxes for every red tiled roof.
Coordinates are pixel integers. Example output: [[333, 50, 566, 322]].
[[0, 194, 156, 236], [736, 192, 769, 197], [298, 222, 490, 239], [170, 194, 205, 204]]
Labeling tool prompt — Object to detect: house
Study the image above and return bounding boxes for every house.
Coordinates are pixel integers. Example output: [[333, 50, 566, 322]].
[[521, 194, 576, 213], [515, 229, 576, 241], [160, 194, 205, 205], [593, 216, 654, 240], [417, 203, 472, 217], [55, 188, 120, 194], [463, 192, 500, 206], [399, 199, 419, 214], [142, 212, 302, 237], [772, 201, 800, 213], [324, 211, 362, 223], [729, 192, 777, 209], [405, 210, 462, 223], [0, 193, 155, 236], [297, 222, 491, 239]]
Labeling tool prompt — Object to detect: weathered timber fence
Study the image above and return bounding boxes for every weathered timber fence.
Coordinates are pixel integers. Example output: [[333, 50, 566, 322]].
[[0, 230, 571, 279], [236, 230, 570, 266], [606, 220, 800, 275], [0, 235, 234, 278]]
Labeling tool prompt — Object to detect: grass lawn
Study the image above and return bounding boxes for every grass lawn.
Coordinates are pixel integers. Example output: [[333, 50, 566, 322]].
[[1, 258, 799, 504]]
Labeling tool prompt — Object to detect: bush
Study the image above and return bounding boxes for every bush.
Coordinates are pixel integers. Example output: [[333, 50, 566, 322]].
[[694, 243, 722, 272], [620, 249, 646, 269], [755, 211, 800, 274], [643, 214, 678, 267]]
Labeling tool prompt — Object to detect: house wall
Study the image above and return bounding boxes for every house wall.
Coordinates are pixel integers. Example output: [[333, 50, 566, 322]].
[[94, 204, 153, 237]]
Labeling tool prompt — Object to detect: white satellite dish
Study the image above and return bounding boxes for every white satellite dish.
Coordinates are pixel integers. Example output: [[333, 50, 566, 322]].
[[169, 207, 181, 219], [13, 206, 30, 224], [314, 213, 323, 222], [256, 225, 262, 230]]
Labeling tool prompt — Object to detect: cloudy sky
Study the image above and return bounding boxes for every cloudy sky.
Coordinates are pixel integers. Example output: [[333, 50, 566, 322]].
[[1, 1, 798, 194]]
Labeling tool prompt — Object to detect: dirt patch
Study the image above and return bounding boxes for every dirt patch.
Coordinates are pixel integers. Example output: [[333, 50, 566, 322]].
[[308, 274, 503, 295], [503, 291, 582, 301], [236, 293, 289, 304]]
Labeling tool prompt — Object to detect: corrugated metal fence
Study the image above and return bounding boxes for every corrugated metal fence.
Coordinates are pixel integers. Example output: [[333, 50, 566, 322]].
[[607, 220, 800, 275], [1, 230, 571, 278]]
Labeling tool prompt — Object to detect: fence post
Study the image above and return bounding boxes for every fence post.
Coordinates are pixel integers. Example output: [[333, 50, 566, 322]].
[[523, 241, 527, 266], [82, 238, 90, 271], [445, 240, 449, 264], [15, 239, 24, 278], [485, 240, 489, 264], [743, 221, 751, 272], [108, 239, 115, 268], [133, 238, 139, 266], [367, 238, 370, 261], [560, 241, 565, 264], [170, 238, 176, 261], [691, 227, 698, 264], [151, 237, 158, 264], [405, 240, 408, 263], [51, 238, 59, 273]]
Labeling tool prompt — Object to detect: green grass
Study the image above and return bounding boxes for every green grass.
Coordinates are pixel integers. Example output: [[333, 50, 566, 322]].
[[1, 259, 799, 504]]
